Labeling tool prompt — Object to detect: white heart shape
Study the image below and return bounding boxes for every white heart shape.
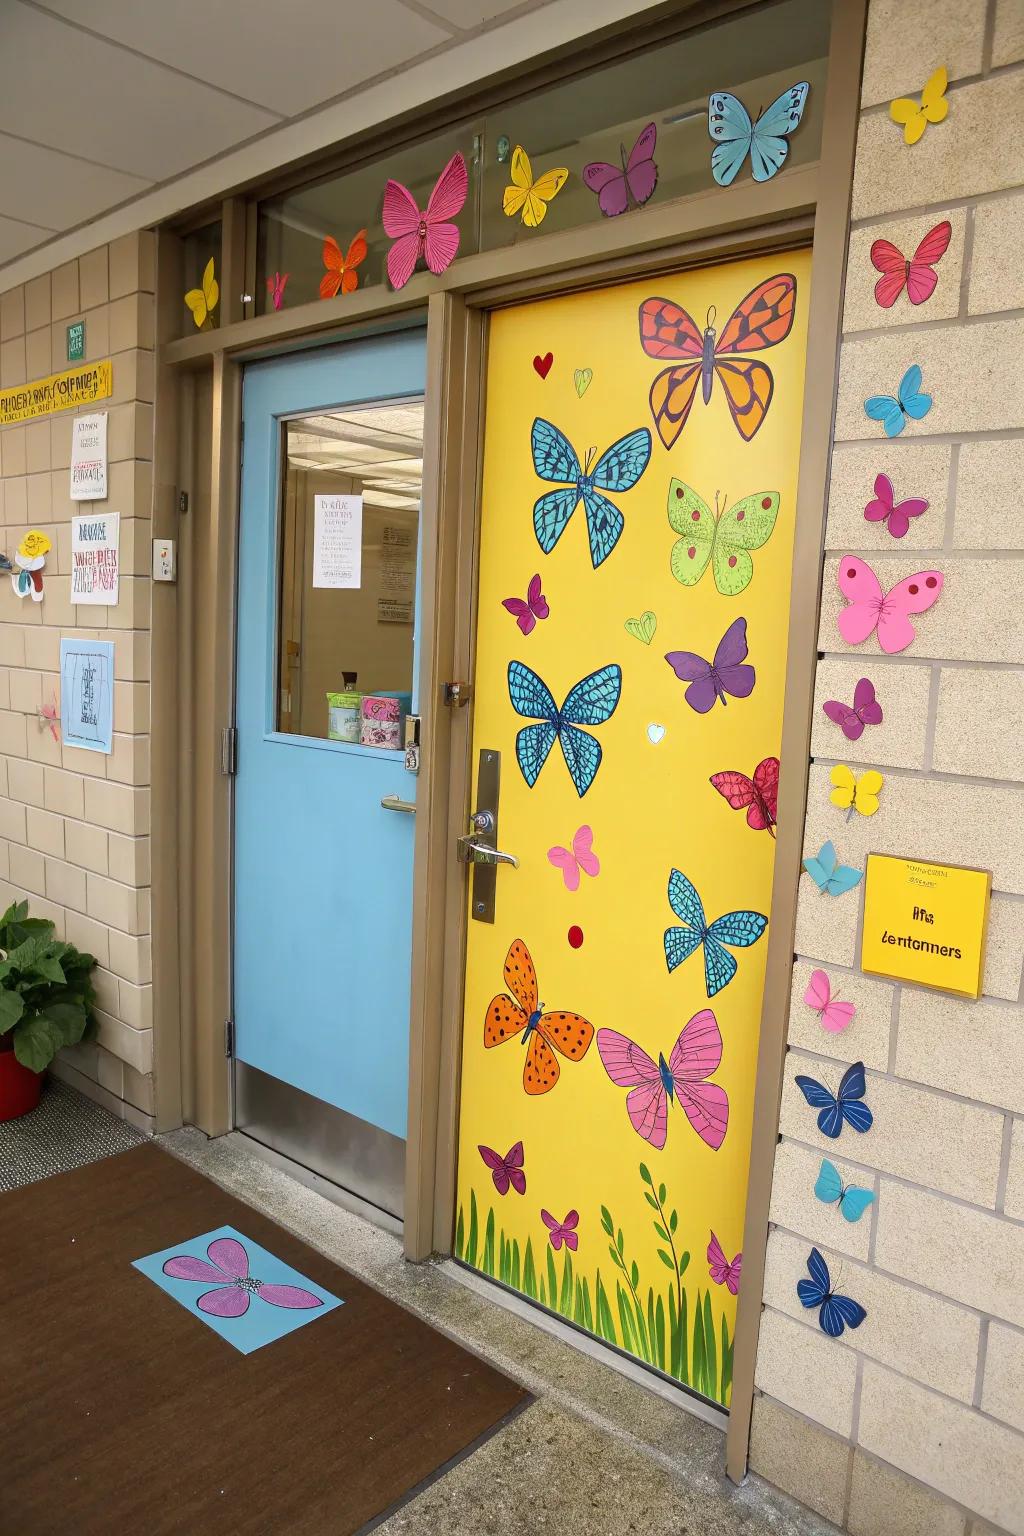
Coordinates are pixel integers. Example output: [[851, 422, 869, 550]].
[[647, 723, 666, 744]]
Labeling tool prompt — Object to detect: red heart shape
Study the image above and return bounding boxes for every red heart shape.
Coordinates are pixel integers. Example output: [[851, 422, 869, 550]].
[[533, 352, 553, 379]]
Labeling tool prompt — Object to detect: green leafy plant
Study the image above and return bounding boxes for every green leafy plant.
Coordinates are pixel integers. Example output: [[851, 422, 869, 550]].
[[0, 900, 97, 1072]]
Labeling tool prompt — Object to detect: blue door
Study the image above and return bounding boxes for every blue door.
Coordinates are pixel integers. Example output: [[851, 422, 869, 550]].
[[234, 331, 427, 1206]]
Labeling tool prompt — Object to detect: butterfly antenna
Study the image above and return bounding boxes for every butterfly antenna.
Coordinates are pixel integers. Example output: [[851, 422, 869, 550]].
[[706, 305, 717, 330], [585, 447, 597, 475]]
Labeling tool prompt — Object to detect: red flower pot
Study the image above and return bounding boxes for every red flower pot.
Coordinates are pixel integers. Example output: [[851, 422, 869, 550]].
[[0, 1043, 42, 1122]]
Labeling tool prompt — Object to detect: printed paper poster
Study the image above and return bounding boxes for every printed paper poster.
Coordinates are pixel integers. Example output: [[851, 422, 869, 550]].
[[60, 638, 114, 754], [313, 494, 362, 588], [69, 412, 108, 501], [71, 512, 119, 606]]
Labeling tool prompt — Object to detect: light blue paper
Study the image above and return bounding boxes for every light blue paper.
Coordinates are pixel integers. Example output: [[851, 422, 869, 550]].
[[132, 1224, 344, 1354], [60, 637, 114, 753]]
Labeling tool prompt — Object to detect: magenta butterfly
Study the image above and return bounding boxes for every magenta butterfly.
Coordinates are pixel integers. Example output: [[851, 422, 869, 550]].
[[502, 573, 549, 635], [162, 1236, 322, 1317], [707, 1231, 742, 1295], [665, 616, 755, 714], [382, 153, 468, 291], [822, 677, 882, 741], [266, 271, 288, 311], [597, 1010, 728, 1152], [837, 557, 942, 654], [478, 1141, 526, 1196], [547, 825, 600, 891], [542, 1209, 579, 1251], [864, 473, 928, 539], [583, 123, 658, 218], [804, 968, 856, 1033], [870, 220, 951, 308]]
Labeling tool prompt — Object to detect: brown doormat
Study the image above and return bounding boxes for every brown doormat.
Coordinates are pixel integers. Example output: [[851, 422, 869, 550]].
[[0, 1142, 528, 1536]]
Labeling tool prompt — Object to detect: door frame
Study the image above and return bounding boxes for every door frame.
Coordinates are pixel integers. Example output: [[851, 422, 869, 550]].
[[152, 0, 867, 1483]]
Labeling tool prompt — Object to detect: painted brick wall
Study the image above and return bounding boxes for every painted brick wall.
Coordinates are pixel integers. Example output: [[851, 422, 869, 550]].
[[748, 1, 1024, 1533], [0, 232, 155, 1129]]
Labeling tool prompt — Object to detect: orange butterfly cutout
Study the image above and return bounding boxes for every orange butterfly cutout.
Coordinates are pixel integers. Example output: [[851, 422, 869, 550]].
[[320, 229, 368, 299], [484, 939, 594, 1095], [638, 273, 797, 447]]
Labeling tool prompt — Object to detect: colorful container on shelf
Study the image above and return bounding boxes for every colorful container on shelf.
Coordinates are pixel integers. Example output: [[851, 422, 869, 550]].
[[326, 691, 362, 743], [359, 692, 410, 750]]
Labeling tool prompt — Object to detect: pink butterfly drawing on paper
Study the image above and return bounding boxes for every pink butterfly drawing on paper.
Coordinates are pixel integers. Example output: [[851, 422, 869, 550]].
[[597, 1010, 728, 1152], [541, 1209, 579, 1251], [864, 473, 929, 540], [547, 825, 600, 891], [583, 123, 658, 218], [478, 1141, 526, 1196], [502, 573, 549, 635], [266, 272, 289, 311], [804, 968, 856, 1033], [707, 1232, 742, 1295], [837, 556, 942, 654], [162, 1236, 322, 1318], [37, 697, 59, 744], [382, 153, 468, 291], [822, 677, 883, 741]]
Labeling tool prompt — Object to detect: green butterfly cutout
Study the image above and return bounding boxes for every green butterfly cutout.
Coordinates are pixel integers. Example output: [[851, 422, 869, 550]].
[[668, 480, 780, 597], [574, 367, 593, 398], [624, 610, 657, 645]]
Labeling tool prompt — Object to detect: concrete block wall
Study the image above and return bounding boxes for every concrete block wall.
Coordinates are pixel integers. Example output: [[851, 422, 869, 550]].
[[0, 233, 155, 1130], [748, 2, 1024, 1532]]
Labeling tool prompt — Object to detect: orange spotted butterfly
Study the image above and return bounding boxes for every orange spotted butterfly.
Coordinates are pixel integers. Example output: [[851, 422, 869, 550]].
[[484, 939, 594, 1095]]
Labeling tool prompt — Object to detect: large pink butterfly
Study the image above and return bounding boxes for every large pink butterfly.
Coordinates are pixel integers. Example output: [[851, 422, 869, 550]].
[[162, 1236, 322, 1317], [864, 473, 928, 539], [547, 825, 600, 891], [707, 1231, 742, 1295], [836, 556, 942, 654], [804, 968, 856, 1033], [382, 153, 468, 291], [541, 1209, 579, 1251], [502, 573, 549, 635], [597, 1010, 728, 1152], [583, 123, 658, 218], [822, 677, 883, 741], [478, 1141, 526, 1196], [870, 220, 951, 308]]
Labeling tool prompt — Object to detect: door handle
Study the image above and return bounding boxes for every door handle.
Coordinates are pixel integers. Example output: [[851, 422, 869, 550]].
[[457, 835, 518, 868], [380, 794, 416, 814]]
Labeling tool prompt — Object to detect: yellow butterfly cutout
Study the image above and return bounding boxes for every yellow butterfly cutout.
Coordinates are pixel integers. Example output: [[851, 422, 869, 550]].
[[502, 145, 569, 228], [890, 66, 949, 145], [184, 258, 220, 330], [830, 764, 884, 818]]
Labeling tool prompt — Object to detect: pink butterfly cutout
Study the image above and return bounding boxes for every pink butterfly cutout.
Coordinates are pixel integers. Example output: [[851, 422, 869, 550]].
[[502, 573, 549, 635], [870, 220, 951, 308], [382, 153, 468, 291], [804, 968, 856, 1033], [541, 1209, 579, 1251], [837, 556, 943, 654], [707, 1231, 742, 1295], [864, 473, 928, 539], [547, 825, 600, 891], [597, 1010, 728, 1152], [37, 697, 59, 743], [822, 677, 883, 741], [162, 1236, 322, 1318], [478, 1141, 526, 1196], [583, 123, 658, 218], [266, 272, 289, 311]]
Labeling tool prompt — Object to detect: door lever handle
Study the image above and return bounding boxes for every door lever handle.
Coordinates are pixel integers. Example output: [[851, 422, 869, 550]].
[[380, 794, 416, 814], [456, 835, 518, 869]]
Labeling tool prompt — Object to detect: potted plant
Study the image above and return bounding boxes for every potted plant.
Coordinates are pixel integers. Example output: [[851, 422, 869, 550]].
[[0, 900, 97, 1122]]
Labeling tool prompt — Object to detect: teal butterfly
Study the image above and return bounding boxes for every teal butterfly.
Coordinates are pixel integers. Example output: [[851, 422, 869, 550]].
[[531, 418, 651, 569], [803, 841, 862, 896], [864, 364, 932, 438], [663, 868, 767, 997], [814, 1159, 876, 1223], [508, 660, 621, 797], [708, 82, 810, 186]]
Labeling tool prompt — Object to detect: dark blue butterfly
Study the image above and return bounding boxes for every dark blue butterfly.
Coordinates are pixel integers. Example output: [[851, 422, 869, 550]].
[[531, 418, 652, 569], [664, 868, 767, 997], [508, 660, 621, 798], [797, 1247, 867, 1338], [795, 1060, 873, 1139]]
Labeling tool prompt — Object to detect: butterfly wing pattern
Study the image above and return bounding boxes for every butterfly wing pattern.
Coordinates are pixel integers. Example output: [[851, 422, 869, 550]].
[[664, 868, 767, 997], [531, 418, 651, 568], [796, 1060, 873, 1139], [798, 1247, 867, 1337], [708, 82, 809, 186], [583, 123, 658, 217], [508, 660, 621, 797], [383, 153, 468, 290]]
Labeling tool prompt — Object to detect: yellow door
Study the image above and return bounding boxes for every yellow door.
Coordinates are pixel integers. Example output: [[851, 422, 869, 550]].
[[454, 249, 811, 1409]]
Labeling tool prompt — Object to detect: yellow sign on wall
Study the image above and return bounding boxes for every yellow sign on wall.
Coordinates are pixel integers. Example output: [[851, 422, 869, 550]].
[[861, 853, 990, 998], [0, 360, 112, 426]]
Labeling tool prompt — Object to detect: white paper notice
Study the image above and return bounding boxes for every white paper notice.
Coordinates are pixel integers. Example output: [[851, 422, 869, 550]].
[[313, 494, 362, 589], [69, 412, 108, 501], [71, 512, 119, 606]]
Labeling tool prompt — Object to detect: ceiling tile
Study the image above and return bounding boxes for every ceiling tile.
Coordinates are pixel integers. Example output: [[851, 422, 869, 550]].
[[410, 0, 552, 28], [0, 132, 151, 231], [0, 214, 55, 264], [31, 0, 452, 118], [0, 4, 279, 180]]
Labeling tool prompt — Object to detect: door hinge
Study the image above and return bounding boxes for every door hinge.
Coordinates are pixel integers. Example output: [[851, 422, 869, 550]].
[[239, 419, 245, 466], [224, 1019, 235, 1058], [221, 725, 238, 776]]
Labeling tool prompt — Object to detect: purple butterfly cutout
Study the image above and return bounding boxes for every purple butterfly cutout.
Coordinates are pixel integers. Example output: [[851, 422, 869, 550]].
[[502, 574, 549, 636], [583, 123, 658, 218], [822, 677, 883, 741], [863, 472, 928, 539], [162, 1236, 323, 1318], [665, 616, 756, 714], [542, 1209, 579, 1251], [478, 1141, 526, 1196]]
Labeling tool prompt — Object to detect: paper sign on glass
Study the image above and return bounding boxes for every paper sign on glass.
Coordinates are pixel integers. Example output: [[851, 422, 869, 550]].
[[60, 637, 114, 754], [313, 494, 362, 588], [71, 512, 119, 606], [70, 412, 108, 501]]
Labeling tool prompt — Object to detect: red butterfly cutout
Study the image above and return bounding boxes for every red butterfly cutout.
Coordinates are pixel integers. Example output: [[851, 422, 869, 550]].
[[870, 220, 951, 308], [709, 756, 779, 836]]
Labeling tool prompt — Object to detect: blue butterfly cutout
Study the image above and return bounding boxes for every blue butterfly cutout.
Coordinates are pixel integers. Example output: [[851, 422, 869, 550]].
[[708, 82, 810, 187], [531, 418, 652, 569], [814, 1158, 876, 1223], [803, 841, 862, 896], [797, 1246, 867, 1337], [508, 660, 621, 798], [795, 1060, 873, 1139], [663, 868, 767, 997], [864, 364, 932, 438]]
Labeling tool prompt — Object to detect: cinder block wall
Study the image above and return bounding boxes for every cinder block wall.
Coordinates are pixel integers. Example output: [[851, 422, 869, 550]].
[[0, 233, 155, 1129], [749, 3, 1024, 1533]]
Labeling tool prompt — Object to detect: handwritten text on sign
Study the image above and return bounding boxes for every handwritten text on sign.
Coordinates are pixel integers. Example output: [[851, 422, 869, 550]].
[[71, 513, 119, 606]]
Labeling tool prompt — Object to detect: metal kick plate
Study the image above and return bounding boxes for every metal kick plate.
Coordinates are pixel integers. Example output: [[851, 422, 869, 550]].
[[471, 749, 501, 923]]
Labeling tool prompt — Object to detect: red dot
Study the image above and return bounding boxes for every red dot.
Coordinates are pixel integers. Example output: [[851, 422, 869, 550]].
[[847, 567, 857, 579], [762, 497, 772, 509], [567, 926, 584, 949], [691, 509, 701, 522], [675, 486, 685, 498], [687, 545, 696, 559], [736, 509, 745, 522], [908, 583, 918, 595], [926, 576, 937, 588], [728, 555, 737, 567]]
